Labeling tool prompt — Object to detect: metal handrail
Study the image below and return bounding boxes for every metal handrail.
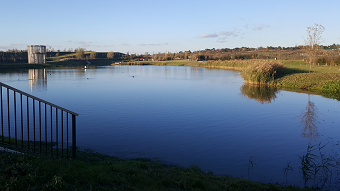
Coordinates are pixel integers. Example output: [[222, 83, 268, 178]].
[[0, 82, 78, 116], [0, 82, 78, 158]]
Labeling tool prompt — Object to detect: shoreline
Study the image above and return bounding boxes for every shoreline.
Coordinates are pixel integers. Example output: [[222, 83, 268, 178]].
[[1, 59, 340, 101], [0, 143, 306, 190]]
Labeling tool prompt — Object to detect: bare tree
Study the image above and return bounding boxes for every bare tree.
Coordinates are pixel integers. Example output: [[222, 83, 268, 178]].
[[89, 51, 96, 59], [304, 23, 325, 72], [75, 47, 85, 59], [301, 95, 318, 139]]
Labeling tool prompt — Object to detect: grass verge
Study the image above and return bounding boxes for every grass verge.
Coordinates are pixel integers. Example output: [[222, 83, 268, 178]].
[[0, 145, 307, 191]]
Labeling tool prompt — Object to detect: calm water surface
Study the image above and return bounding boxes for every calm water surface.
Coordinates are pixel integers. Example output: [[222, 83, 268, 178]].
[[1, 65, 340, 187]]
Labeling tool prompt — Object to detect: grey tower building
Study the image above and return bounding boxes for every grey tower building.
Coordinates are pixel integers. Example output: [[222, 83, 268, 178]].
[[27, 45, 46, 64]]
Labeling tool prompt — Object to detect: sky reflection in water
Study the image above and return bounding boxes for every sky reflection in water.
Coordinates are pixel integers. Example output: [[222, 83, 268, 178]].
[[1, 66, 340, 188]]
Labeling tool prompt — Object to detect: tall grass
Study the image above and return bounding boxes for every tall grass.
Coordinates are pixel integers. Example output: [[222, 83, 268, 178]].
[[201, 60, 255, 70], [298, 142, 338, 189], [241, 60, 284, 84]]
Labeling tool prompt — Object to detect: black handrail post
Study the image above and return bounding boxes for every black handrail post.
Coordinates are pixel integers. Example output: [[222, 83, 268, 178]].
[[56, 108, 58, 158], [27, 96, 29, 150], [7, 89, 10, 144], [61, 111, 64, 158], [45, 103, 47, 155], [39, 101, 42, 154], [72, 114, 76, 158], [14, 91, 17, 147], [0, 85, 3, 143], [67, 113, 69, 158], [50, 105, 52, 157], [33, 99, 36, 152], [21, 94, 23, 148]]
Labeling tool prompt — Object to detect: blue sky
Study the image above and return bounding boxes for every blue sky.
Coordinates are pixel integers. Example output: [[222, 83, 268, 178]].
[[1, 0, 339, 54]]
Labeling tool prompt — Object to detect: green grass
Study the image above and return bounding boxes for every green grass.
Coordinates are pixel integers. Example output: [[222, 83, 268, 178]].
[[0, 63, 51, 69], [0, 145, 307, 191], [200, 60, 253, 70], [281, 60, 340, 74], [47, 51, 93, 62], [198, 59, 340, 100]]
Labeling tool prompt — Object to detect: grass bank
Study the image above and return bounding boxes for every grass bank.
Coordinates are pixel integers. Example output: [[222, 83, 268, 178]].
[[199, 60, 340, 97], [0, 62, 51, 69], [2, 58, 340, 100], [0, 146, 306, 191], [140, 59, 340, 100]]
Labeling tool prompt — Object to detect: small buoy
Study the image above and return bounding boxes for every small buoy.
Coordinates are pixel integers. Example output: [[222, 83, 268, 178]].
[[132, 76, 134, 78]]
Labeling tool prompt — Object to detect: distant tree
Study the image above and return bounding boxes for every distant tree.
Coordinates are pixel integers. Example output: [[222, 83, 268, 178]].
[[164, 52, 168, 60], [304, 23, 325, 72], [107, 51, 114, 59], [90, 51, 96, 59], [75, 47, 85, 59], [144, 52, 149, 60], [184, 51, 188, 59]]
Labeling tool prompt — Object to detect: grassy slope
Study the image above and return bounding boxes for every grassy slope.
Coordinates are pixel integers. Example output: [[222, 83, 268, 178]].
[[134, 59, 340, 100], [0, 52, 117, 68], [277, 60, 340, 91], [0, 148, 306, 191], [144, 59, 340, 89]]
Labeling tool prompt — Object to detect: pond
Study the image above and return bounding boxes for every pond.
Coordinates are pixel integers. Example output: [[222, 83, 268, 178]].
[[1, 65, 340, 188]]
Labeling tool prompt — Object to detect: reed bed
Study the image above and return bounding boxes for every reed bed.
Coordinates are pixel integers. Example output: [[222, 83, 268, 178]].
[[201, 60, 256, 70], [241, 60, 284, 84]]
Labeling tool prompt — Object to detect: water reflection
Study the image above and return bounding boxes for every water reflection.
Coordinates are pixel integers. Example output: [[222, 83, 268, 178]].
[[28, 69, 47, 90], [240, 84, 279, 104], [301, 95, 318, 139]]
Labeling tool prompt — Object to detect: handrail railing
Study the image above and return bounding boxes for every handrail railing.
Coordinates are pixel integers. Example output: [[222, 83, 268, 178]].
[[0, 82, 78, 158]]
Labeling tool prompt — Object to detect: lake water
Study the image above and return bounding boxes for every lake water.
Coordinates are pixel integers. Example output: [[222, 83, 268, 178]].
[[1, 65, 340, 188]]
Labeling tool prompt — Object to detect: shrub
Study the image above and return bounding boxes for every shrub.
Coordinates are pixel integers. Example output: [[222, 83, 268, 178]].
[[241, 61, 284, 84]]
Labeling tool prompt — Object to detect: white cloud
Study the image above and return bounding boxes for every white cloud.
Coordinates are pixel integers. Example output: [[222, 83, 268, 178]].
[[138, 43, 168, 46], [220, 30, 240, 37], [0, 43, 27, 50], [122, 43, 130, 46], [73, 41, 92, 47], [200, 29, 244, 43], [199, 33, 219, 38], [217, 38, 227, 43], [252, 25, 270, 31], [244, 24, 248, 29]]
